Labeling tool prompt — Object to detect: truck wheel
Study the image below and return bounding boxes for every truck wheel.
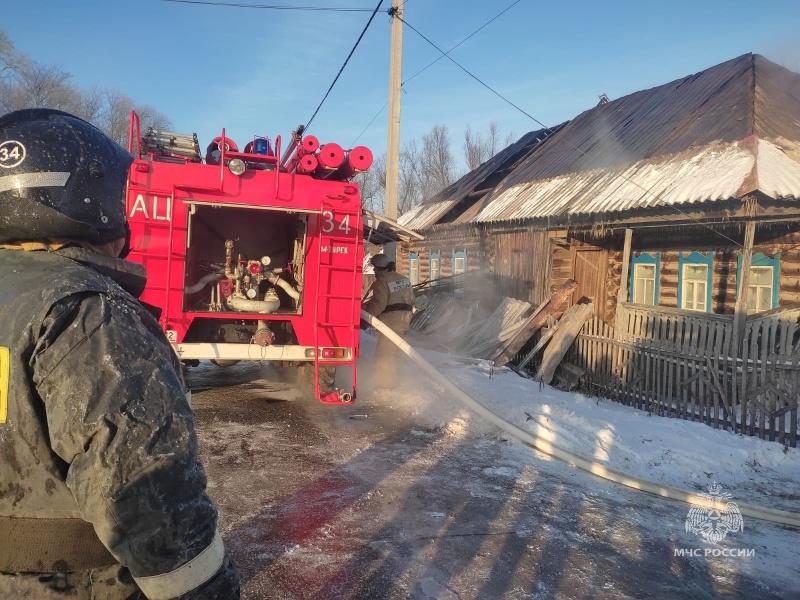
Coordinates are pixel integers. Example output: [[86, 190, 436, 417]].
[[318, 366, 336, 392], [299, 363, 336, 394]]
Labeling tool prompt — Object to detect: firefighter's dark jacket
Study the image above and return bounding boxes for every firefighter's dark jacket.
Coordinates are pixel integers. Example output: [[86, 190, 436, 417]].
[[363, 270, 414, 318], [0, 247, 239, 599]]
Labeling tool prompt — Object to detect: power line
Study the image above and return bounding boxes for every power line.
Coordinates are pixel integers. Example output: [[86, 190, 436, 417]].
[[399, 15, 744, 248], [351, 101, 388, 147], [350, 0, 522, 146], [304, 0, 384, 132], [402, 0, 522, 88], [400, 17, 553, 132], [162, 0, 375, 11]]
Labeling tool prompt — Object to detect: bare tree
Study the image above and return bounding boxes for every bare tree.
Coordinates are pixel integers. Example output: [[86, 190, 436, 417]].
[[357, 122, 517, 218], [0, 34, 85, 117], [462, 121, 514, 170], [1, 63, 81, 114], [134, 103, 171, 142], [356, 141, 426, 217], [463, 123, 482, 171], [101, 90, 135, 146], [0, 31, 29, 81], [98, 90, 171, 146], [355, 153, 386, 214], [420, 124, 455, 201], [399, 140, 424, 214], [75, 85, 105, 124], [0, 30, 171, 147]]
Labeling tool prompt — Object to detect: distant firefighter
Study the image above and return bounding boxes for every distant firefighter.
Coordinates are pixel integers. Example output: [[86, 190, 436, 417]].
[[363, 253, 415, 389]]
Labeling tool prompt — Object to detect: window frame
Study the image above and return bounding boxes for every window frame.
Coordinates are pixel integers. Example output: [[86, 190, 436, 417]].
[[408, 252, 419, 285], [452, 249, 466, 295], [677, 251, 713, 313], [452, 249, 466, 276], [429, 251, 440, 286], [629, 252, 660, 306], [736, 251, 780, 312]]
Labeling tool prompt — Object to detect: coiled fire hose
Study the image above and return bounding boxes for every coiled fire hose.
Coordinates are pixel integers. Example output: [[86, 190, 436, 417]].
[[362, 310, 800, 528]]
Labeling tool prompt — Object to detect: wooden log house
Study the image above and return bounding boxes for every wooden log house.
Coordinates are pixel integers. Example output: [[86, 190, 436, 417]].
[[397, 53, 800, 446]]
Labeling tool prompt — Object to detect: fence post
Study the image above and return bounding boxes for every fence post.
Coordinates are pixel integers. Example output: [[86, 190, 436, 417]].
[[616, 228, 633, 325], [730, 220, 755, 414]]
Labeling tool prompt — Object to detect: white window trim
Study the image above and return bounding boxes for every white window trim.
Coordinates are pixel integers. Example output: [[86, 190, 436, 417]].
[[746, 265, 774, 312], [681, 263, 709, 312], [633, 263, 657, 305]]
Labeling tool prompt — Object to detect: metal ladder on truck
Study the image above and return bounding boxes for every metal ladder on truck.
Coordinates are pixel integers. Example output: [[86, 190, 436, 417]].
[[311, 201, 363, 404]]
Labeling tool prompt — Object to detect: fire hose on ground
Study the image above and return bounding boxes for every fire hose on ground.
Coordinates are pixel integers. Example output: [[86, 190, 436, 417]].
[[362, 310, 800, 529]]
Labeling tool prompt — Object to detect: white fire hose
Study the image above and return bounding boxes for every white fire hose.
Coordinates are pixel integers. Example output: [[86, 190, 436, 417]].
[[362, 310, 800, 529]]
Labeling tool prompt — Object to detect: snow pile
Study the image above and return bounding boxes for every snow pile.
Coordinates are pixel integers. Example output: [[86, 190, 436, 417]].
[[360, 331, 800, 513]]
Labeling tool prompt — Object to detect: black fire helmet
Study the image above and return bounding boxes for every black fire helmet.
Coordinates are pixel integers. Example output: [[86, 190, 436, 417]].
[[0, 109, 133, 244]]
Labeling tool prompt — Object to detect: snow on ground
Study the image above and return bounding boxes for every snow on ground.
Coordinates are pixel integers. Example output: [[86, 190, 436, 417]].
[[189, 331, 800, 597], [360, 330, 800, 514]]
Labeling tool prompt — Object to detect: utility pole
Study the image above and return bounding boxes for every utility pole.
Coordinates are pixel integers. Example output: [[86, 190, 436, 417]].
[[384, 0, 403, 261]]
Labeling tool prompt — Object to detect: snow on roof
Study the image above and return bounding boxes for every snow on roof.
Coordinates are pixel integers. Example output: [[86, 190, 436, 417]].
[[756, 137, 800, 199], [470, 137, 800, 223], [398, 198, 460, 231], [408, 54, 800, 228]]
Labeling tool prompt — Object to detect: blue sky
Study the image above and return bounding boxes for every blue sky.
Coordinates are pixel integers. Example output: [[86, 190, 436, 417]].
[[4, 0, 799, 170]]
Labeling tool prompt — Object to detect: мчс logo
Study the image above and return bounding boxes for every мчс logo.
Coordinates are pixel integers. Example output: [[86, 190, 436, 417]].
[[685, 482, 744, 545]]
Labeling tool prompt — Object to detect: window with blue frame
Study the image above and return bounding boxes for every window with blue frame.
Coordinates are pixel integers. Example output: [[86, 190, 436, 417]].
[[429, 251, 440, 285], [630, 252, 660, 305], [452, 249, 466, 275], [452, 249, 466, 294], [736, 252, 780, 312], [678, 252, 713, 312], [408, 252, 419, 285]]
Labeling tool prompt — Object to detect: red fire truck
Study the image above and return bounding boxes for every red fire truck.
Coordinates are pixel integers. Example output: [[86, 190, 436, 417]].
[[125, 111, 386, 404]]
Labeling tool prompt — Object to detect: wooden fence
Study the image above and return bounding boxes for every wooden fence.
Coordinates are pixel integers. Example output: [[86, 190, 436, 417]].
[[565, 303, 800, 447]]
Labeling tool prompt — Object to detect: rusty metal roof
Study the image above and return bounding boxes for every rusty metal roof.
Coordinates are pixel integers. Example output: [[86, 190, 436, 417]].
[[471, 54, 800, 224], [398, 127, 559, 230]]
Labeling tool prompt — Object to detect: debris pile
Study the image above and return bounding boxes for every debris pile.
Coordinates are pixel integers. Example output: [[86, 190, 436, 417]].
[[410, 279, 591, 383]]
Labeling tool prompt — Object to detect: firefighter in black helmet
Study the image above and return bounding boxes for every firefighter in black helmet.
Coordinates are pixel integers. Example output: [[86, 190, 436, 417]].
[[363, 253, 415, 389], [0, 110, 240, 599]]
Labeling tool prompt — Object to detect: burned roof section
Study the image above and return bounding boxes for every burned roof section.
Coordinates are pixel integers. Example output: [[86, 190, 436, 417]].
[[398, 125, 562, 230]]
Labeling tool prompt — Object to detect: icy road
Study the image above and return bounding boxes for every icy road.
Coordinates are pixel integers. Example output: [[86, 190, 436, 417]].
[[187, 335, 800, 600]]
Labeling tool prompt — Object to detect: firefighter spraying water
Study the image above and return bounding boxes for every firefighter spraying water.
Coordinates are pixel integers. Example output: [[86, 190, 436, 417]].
[[125, 112, 374, 404]]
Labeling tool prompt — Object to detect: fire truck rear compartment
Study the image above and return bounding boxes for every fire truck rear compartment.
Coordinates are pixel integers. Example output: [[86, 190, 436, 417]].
[[184, 204, 306, 316], [183, 319, 296, 346]]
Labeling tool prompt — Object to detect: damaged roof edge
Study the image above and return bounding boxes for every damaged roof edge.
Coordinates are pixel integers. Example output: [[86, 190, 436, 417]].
[[363, 209, 425, 244]]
